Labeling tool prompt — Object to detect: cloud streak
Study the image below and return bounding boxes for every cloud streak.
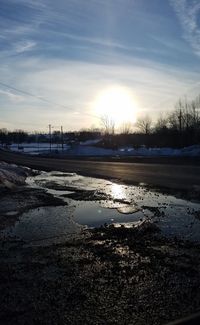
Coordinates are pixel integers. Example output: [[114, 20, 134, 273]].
[[171, 0, 200, 56], [0, 54, 199, 130], [0, 89, 24, 102], [14, 40, 36, 53]]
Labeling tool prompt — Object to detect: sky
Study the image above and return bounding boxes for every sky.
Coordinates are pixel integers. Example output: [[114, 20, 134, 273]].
[[0, 0, 200, 131]]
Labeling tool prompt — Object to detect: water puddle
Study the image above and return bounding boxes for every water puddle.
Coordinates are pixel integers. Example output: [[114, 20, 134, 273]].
[[2, 205, 82, 245], [73, 201, 144, 227], [2, 170, 200, 244]]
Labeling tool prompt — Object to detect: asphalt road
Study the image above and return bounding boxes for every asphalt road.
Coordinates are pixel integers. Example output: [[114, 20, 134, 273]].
[[0, 149, 200, 190]]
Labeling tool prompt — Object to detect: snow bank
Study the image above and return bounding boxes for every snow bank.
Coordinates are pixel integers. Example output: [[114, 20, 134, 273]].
[[118, 145, 200, 157], [2, 142, 200, 157], [56, 144, 200, 157], [0, 162, 31, 189]]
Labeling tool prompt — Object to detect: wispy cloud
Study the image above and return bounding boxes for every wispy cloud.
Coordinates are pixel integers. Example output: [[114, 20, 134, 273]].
[[0, 0, 46, 46], [0, 40, 37, 59], [0, 89, 24, 102], [8, 0, 46, 9], [171, 0, 200, 56], [14, 40, 36, 53], [57, 32, 129, 50], [0, 54, 199, 130]]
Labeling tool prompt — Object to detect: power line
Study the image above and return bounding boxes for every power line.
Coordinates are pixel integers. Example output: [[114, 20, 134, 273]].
[[0, 81, 62, 107], [0, 81, 100, 120]]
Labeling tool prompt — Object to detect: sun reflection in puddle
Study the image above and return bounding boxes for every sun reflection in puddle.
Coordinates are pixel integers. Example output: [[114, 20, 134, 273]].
[[111, 183, 126, 200], [24, 170, 200, 242]]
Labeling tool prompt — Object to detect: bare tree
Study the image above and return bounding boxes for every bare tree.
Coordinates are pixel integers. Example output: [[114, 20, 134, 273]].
[[154, 114, 168, 132], [190, 98, 200, 128], [136, 115, 152, 134], [175, 98, 184, 132], [120, 122, 132, 134], [101, 115, 115, 135], [170, 97, 199, 132], [168, 98, 185, 132], [168, 111, 179, 130]]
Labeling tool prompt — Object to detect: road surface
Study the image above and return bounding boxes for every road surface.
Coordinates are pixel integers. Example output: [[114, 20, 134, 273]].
[[0, 149, 200, 190]]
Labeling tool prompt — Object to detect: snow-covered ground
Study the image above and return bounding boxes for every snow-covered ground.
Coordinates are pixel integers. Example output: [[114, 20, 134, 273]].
[[80, 139, 101, 146], [1, 143, 70, 155], [117, 145, 200, 157], [61, 144, 200, 157], [1, 142, 200, 157]]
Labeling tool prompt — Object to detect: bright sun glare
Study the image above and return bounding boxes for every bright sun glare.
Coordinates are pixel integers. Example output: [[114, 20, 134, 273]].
[[94, 86, 137, 126]]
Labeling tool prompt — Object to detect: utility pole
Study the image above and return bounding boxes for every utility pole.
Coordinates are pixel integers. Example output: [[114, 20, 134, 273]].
[[49, 124, 52, 152], [61, 126, 64, 152]]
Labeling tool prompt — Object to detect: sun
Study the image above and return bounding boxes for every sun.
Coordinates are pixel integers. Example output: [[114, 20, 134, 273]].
[[93, 86, 137, 126]]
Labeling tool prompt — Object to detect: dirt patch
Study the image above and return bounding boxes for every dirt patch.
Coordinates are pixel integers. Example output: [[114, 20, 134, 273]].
[[0, 223, 200, 325], [142, 205, 165, 218], [148, 186, 200, 203], [192, 210, 200, 220]]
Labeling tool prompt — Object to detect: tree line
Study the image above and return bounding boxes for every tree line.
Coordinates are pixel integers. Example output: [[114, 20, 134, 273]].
[[100, 94, 200, 148], [0, 94, 200, 149], [0, 129, 101, 146]]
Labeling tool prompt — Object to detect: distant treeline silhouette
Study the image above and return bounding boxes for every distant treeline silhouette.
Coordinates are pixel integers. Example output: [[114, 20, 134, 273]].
[[103, 95, 200, 149], [0, 95, 200, 149]]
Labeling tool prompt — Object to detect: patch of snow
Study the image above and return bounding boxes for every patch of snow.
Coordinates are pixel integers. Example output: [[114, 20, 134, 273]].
[[80, 139, 101, 146], [65, 145, 117, 156], [1, 143, 70, 155], [0, 162, 30, 188]]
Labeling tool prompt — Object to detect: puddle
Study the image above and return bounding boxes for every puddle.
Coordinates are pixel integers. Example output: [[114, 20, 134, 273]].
[[1, 170, 200, 244], [2, 205, 82, 245], [73, 201, 144, 227]]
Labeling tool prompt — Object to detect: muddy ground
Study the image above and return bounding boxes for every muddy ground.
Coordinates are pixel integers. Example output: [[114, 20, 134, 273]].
[[0, 166, 200, 325], [1, 222, 200, 325]]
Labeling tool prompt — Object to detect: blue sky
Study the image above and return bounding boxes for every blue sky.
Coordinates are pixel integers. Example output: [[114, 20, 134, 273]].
[[0, 0, 200, 131]]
